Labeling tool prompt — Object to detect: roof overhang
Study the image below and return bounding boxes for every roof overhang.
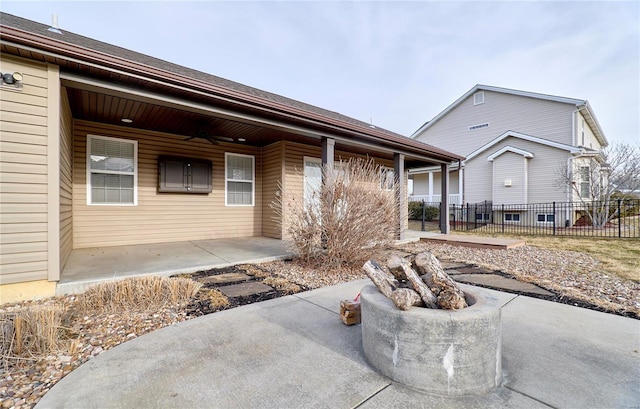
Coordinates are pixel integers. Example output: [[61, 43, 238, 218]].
[[464, 131, 583, 164], [412, 84, 608, 146], [0, 17, 463, 165], [487, 146, 534, 162]]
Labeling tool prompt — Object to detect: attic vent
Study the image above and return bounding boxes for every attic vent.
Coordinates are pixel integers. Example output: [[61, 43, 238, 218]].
[[473, 91, 484, 105], [468, 122, 490, 131]]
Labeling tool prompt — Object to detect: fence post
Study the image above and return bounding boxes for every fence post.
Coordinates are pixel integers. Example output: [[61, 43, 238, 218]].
[[618, 199, 622, 238], [501, 204, 504, 234], [553, 202, 556, 236], [452, 203, 457, 230], [421, 200, 426, 232], [474, 203, 477, 229]]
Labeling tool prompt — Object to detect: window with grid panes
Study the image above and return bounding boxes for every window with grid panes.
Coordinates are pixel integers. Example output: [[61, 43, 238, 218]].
[[87, 135, 137, 205], [225, 153, 254, 205]]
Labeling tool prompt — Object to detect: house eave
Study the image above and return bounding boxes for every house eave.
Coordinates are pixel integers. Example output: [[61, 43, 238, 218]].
[[0, 21, 463, 164]]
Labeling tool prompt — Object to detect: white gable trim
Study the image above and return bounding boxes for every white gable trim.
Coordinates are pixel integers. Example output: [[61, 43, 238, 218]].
[[411, 84, 598, 138], [465, 131, 582, 163], [487, 146, 534, 162]]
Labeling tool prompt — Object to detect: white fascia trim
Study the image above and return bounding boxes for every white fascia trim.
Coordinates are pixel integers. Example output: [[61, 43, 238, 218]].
[[487, 146, 534, 162], [579, 103, 608, 147], [465, 131, 582, 163], [408, 162, 460, 174], [411, 84, 586, 138]]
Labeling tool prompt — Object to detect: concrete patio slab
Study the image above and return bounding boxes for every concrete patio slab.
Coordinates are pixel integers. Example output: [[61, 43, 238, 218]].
[[36, 281, 639, 409], [57, 237, 291, 295]]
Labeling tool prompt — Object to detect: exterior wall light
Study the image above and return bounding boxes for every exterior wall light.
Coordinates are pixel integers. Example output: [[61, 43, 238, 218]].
[[1, 72, 24, 84]]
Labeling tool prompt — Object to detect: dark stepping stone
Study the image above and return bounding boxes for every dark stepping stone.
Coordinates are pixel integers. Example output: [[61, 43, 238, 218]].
[[454, 266, 495, 274], [199, 273, 251, 285], [219, 282, 274, 298], [453, 274, 554, 297], [440, 261, 469, 270]]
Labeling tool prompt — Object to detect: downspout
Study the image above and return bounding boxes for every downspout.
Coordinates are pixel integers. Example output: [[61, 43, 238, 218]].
[[566, 156, 574, 226]]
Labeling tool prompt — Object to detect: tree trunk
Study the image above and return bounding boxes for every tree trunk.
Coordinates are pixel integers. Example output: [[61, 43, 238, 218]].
[[414, 252, 467, 310]]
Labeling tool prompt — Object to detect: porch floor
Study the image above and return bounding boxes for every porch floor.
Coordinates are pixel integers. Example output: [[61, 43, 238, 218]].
[[419, 234, 526, 249], [57, 237, 292, 295]]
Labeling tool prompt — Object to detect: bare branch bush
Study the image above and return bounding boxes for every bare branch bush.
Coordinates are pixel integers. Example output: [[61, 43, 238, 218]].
[[274, 157, 400, 269], [557, 142, 640, 228]]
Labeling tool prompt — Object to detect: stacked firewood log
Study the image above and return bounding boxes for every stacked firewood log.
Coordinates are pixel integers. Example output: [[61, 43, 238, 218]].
[[362, 252, 468, 310]]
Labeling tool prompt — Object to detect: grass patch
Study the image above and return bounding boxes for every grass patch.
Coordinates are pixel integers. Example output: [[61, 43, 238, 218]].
[[1, 304, 67, 361], [262, 277, 302, 294], [456, 231, 639, 282], [76, 276, 203, 314], [202, 289, 230, 308]]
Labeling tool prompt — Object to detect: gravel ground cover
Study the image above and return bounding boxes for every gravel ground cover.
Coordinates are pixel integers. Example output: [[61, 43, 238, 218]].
[[1, 242, 638, 409]]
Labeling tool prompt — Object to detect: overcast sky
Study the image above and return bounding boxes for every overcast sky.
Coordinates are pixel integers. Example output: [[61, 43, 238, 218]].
[[3, 1, 639, 145]]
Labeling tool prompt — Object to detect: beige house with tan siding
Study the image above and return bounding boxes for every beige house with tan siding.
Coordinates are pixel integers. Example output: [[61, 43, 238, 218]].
[[0, 13, 462, 302], [410, 84, 608, 224]]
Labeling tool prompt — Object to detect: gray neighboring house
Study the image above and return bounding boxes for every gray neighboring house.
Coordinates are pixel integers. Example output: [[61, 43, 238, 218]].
[[410, 84, 608, 224]]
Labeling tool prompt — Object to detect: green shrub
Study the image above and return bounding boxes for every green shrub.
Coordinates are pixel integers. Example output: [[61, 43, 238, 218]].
[[408, 201, 439, 221]]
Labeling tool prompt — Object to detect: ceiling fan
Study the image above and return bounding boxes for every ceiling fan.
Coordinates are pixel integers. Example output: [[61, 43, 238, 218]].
[[183, 121, 234, 144]]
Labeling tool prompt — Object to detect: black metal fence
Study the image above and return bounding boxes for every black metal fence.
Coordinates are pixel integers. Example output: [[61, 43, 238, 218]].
[[410, 199, 640, 238]]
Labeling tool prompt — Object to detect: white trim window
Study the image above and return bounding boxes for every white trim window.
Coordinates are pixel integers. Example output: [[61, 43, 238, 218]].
[[579, 166, 590, 198], [87, 135, 137, 205], [225, 152, 255, 206], [537, 214, 555, 223], [504, 213, 521, 222], [473, 91, 485, 105]]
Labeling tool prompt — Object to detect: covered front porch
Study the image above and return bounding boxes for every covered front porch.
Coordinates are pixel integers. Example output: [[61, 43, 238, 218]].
[[57, 237, 291, 295]]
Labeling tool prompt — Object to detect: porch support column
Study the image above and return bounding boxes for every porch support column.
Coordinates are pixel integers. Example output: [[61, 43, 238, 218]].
[[394, 153, 406, 240], [458, 166, 463, 205], [321, 137, 335, 172], [440, 163, 450, 234], [428, 172, 434, 201]]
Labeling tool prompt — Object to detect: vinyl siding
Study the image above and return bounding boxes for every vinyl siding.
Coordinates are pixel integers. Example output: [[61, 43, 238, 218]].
[[59, 88, 73, 270], [492, 152, 527, 205], [280, 141, 396, 239], [0, 56, 50, 285], [466, 136, 570, 204], [577, 111, 602, 150], [415, 90, 576, 156], [72, 120, 262, 248], [261, 141, 284, 239]]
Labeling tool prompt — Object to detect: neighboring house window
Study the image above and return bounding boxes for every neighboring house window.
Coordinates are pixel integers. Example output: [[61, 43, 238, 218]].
[[380, 167, 395, 191], [475, 213, 490, 221], [537, 214, 555, 223], [473, 91, 484, 105], [468, 122, 489, 131], [87, 135, 137, 205], [226, 153, 254, 206], [504, 213, 520, 222], [579, 166, 590, 198]]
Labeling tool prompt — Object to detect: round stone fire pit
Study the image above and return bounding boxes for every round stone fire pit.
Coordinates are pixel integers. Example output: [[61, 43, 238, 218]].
[[360, 284, 502, 396]]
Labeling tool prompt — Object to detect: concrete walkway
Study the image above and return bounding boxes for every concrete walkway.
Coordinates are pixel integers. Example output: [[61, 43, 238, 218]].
[[57, 237, 292, 295], [36, 281, 640, 409]]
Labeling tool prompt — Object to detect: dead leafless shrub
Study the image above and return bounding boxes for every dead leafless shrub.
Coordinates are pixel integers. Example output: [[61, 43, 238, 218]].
[[203, 289, 230, 308], [262, 277, 302, 294], [1, 304, 66, 368], [75, 276, 202, 314], [274, 157, 400, 269]]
